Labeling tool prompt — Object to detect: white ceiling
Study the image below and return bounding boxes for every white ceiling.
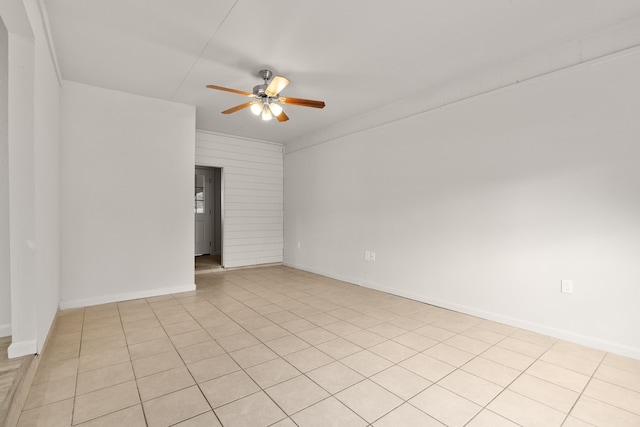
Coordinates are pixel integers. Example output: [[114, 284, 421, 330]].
[[44, 0, 640, 146]]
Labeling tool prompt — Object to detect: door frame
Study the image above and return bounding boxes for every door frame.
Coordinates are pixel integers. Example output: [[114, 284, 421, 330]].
[[195, 165, 224, 268]]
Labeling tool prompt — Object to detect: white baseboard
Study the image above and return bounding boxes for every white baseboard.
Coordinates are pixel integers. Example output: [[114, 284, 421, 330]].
[[58, 284, 197, 310], [284, 262, 640, 360], [8, 340, 37, 358], [0, 323, 11, 337]]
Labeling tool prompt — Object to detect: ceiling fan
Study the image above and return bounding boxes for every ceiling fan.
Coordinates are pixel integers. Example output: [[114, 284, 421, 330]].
[[206, 69, 325, 122]]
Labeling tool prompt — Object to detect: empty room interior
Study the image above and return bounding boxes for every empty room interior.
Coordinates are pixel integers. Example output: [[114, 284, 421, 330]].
[[1, 1, 640, 426]]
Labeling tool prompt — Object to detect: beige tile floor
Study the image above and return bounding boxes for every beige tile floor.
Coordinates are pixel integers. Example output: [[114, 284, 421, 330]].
[[16, 265, 640, 426]]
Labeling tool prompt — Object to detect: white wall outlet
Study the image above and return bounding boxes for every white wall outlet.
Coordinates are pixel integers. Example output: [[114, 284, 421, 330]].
[[561, 279, 573, 294], [370, 252, 376, 261], [365, 250, 370, 261]]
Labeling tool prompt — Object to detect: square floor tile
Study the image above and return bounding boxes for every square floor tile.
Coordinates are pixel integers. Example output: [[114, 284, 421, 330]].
[[487, 389, 566, 426], [582, 378, 640, 416], [315, 338, 362, 359], [32, 358, 78, 385], [24, 375, 76, 410], [392, 332, 438, 352], [341, 350, 393, 377], [372, 403, 444, 427], [335, 379, 403, 423], [73, 380, 140, 424], [461, 357, 521, 387], [265, 334, 310, 356], [509, 373, 579, 412], [465, 409, 519, 427], [410, 385, 481, 427], [17, 398, 74, 427], [78, 347, 130, 373], [371, 365, 432, 400], [369, 340, 417, 363], [481, 345, 535, 371], [170, 330, 213, 349], [414, 324, 456, 341], [215, 391, 286, 427], [343, 330, 387, 348], [460, 327, 507, 345], [251, 324, 291, 342], [172, 411, 222, 426], [423, 343, 475, 367], [200, 370, 260, 408], [76, 361, 134, 395], [229, 343, 279, 368], [497, 337, 547, 358], [525, 360, 590, 392], [187, 353, 240, 383], [367, 323, 408, 339], [296, 327, 338, 345], [292, 396, 367, 427], [177, 340, 225, 364], [71, 405, 146, 427], [129, 337, 174, 360], [400, 353, 455, 382], [132, 349, 184, 378], [143, 385, 211, 427], [594, 363, 640, 393], [438, 369, 503, 406], [125, 326, 167, 346], [216, 332, 260, 352], [136, 365, 196, 401], [245, 358, 301, 389], [284, 347, 334, 372], [266, 375, 329, 415], [307, 361, 365, 394], [570, 395, 640, 426]]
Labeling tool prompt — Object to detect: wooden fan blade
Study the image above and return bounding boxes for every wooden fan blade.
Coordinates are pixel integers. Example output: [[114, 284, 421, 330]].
[[265, 76, 290, 97], [222, 102, 254, 114], [206, 84, 253, 97], [275, 110, 289, 122], [278, 97, 325, 109]]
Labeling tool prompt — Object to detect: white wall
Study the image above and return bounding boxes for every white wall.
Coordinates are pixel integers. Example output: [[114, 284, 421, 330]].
[[60, 81, 195, 308], [26, 0, 61, 353], [284, 49, 640, 359], [0, 16, 10, 337], [3, 0, 38, 358], [196, 131, 283, 268]]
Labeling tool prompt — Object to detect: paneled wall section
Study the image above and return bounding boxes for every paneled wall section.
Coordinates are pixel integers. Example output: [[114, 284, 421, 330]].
[[196, 131, 283, 268]]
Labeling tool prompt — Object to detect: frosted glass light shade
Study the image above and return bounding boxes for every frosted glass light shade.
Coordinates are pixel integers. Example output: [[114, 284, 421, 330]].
[[250, 103, 262, 115], [269, 103, 283, 117], [261, 105, 272, 121]]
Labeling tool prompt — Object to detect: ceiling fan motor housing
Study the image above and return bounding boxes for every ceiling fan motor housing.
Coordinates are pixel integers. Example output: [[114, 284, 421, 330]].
[[253, 84, 268, 97]]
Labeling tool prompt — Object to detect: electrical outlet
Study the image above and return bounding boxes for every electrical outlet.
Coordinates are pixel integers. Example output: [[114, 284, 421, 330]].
[[365, 250, 370, 261], [561, 279, 573, 294], [370, 252, 376, 261]]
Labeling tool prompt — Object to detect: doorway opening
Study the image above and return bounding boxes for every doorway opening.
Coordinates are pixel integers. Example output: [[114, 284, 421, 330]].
[[194, 166, 222, 273]]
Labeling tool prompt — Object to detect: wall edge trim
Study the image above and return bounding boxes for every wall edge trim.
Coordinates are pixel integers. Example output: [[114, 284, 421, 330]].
[[58, 284, 196, 310], [8, 340, 37, 358]]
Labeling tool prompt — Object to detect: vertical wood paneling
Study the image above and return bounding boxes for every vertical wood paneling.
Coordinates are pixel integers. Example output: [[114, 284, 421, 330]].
[[196, 131, 283, 268]]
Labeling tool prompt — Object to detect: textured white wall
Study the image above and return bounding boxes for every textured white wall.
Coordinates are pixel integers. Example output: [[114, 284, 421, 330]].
[[60, 81, 195, 308], [285, 49, 640, 358], [196, 131, 283, 268]]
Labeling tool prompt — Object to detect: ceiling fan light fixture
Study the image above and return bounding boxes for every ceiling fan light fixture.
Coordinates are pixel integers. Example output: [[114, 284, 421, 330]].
[[261, 104, 273, 121], [250, 102, 262, 116], [269, 102, 283, 117]]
